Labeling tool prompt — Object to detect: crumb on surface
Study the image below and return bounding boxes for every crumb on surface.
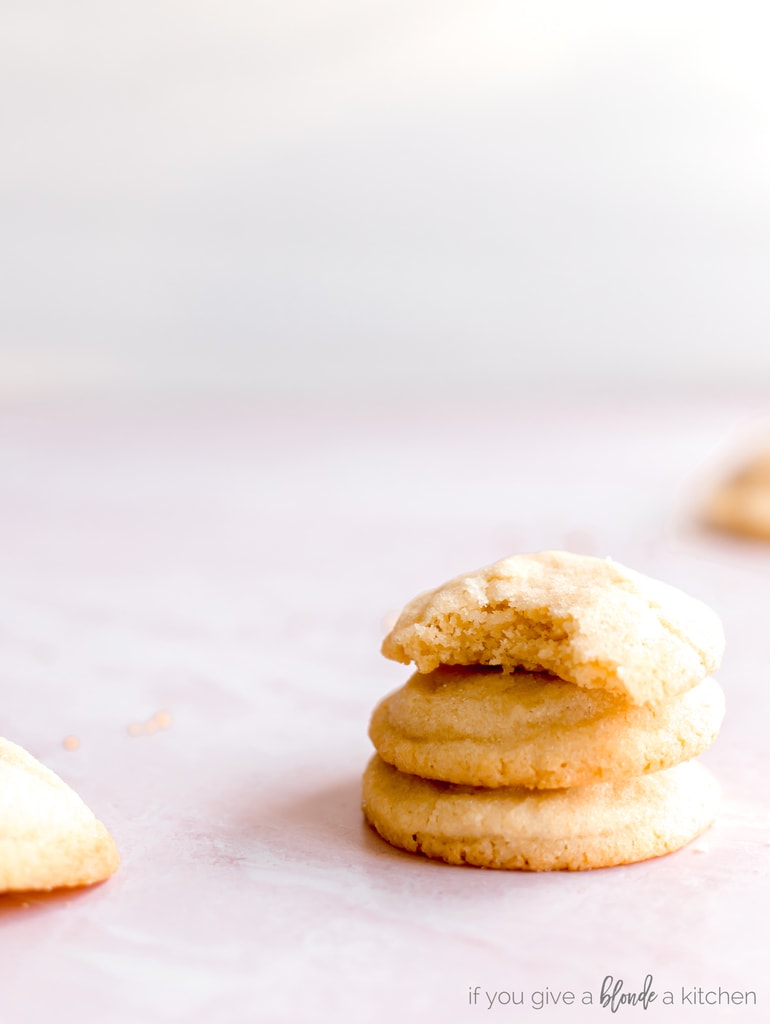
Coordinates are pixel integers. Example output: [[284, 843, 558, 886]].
[[62, 736, 80, 751], [127, 709, 173, 737]]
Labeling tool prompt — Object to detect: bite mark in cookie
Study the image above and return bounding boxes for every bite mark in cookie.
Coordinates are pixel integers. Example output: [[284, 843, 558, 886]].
[[382, 551, 724, 705]]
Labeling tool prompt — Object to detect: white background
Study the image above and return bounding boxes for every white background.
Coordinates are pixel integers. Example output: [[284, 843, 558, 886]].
[[2, 1, 770, 402]]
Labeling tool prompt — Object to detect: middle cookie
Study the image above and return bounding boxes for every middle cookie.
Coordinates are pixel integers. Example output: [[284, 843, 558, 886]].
[[369, 666, 725, 789]]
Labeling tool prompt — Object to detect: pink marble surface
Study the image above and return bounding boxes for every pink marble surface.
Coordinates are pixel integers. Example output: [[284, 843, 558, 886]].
[[0, 398, 768, 1023]]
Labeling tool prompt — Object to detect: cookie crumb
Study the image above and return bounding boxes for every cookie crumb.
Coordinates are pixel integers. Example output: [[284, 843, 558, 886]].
[[692, 844, 710, 854], [62, 736, 80, 752], [127, 710, 173, 737]]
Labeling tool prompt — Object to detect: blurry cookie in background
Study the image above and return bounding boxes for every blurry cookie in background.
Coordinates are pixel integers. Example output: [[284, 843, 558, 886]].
[[704, 446, 770, 540]]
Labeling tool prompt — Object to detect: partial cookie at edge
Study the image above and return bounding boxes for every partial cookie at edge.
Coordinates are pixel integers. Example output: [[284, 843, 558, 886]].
[[704, 448, 770, 540], [0, 738, 120, 893]]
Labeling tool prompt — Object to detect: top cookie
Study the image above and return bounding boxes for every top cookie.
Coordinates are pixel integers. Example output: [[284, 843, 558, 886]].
[[381, 551, 724, 705]]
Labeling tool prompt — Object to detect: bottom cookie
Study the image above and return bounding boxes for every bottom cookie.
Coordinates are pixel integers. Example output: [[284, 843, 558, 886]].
[[362, 755, 718, 871]]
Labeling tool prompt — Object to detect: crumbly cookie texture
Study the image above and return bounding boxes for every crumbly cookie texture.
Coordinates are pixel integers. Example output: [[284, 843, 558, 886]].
[[362, 755, 719, 871], [369, 667, 725, 789], [705, 449, 770, 540], [381, 551, 724, 705], [0, 738, 119, 892]]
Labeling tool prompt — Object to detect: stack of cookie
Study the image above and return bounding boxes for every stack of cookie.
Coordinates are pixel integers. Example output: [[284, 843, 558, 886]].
[[363, 551, 726, 871]]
